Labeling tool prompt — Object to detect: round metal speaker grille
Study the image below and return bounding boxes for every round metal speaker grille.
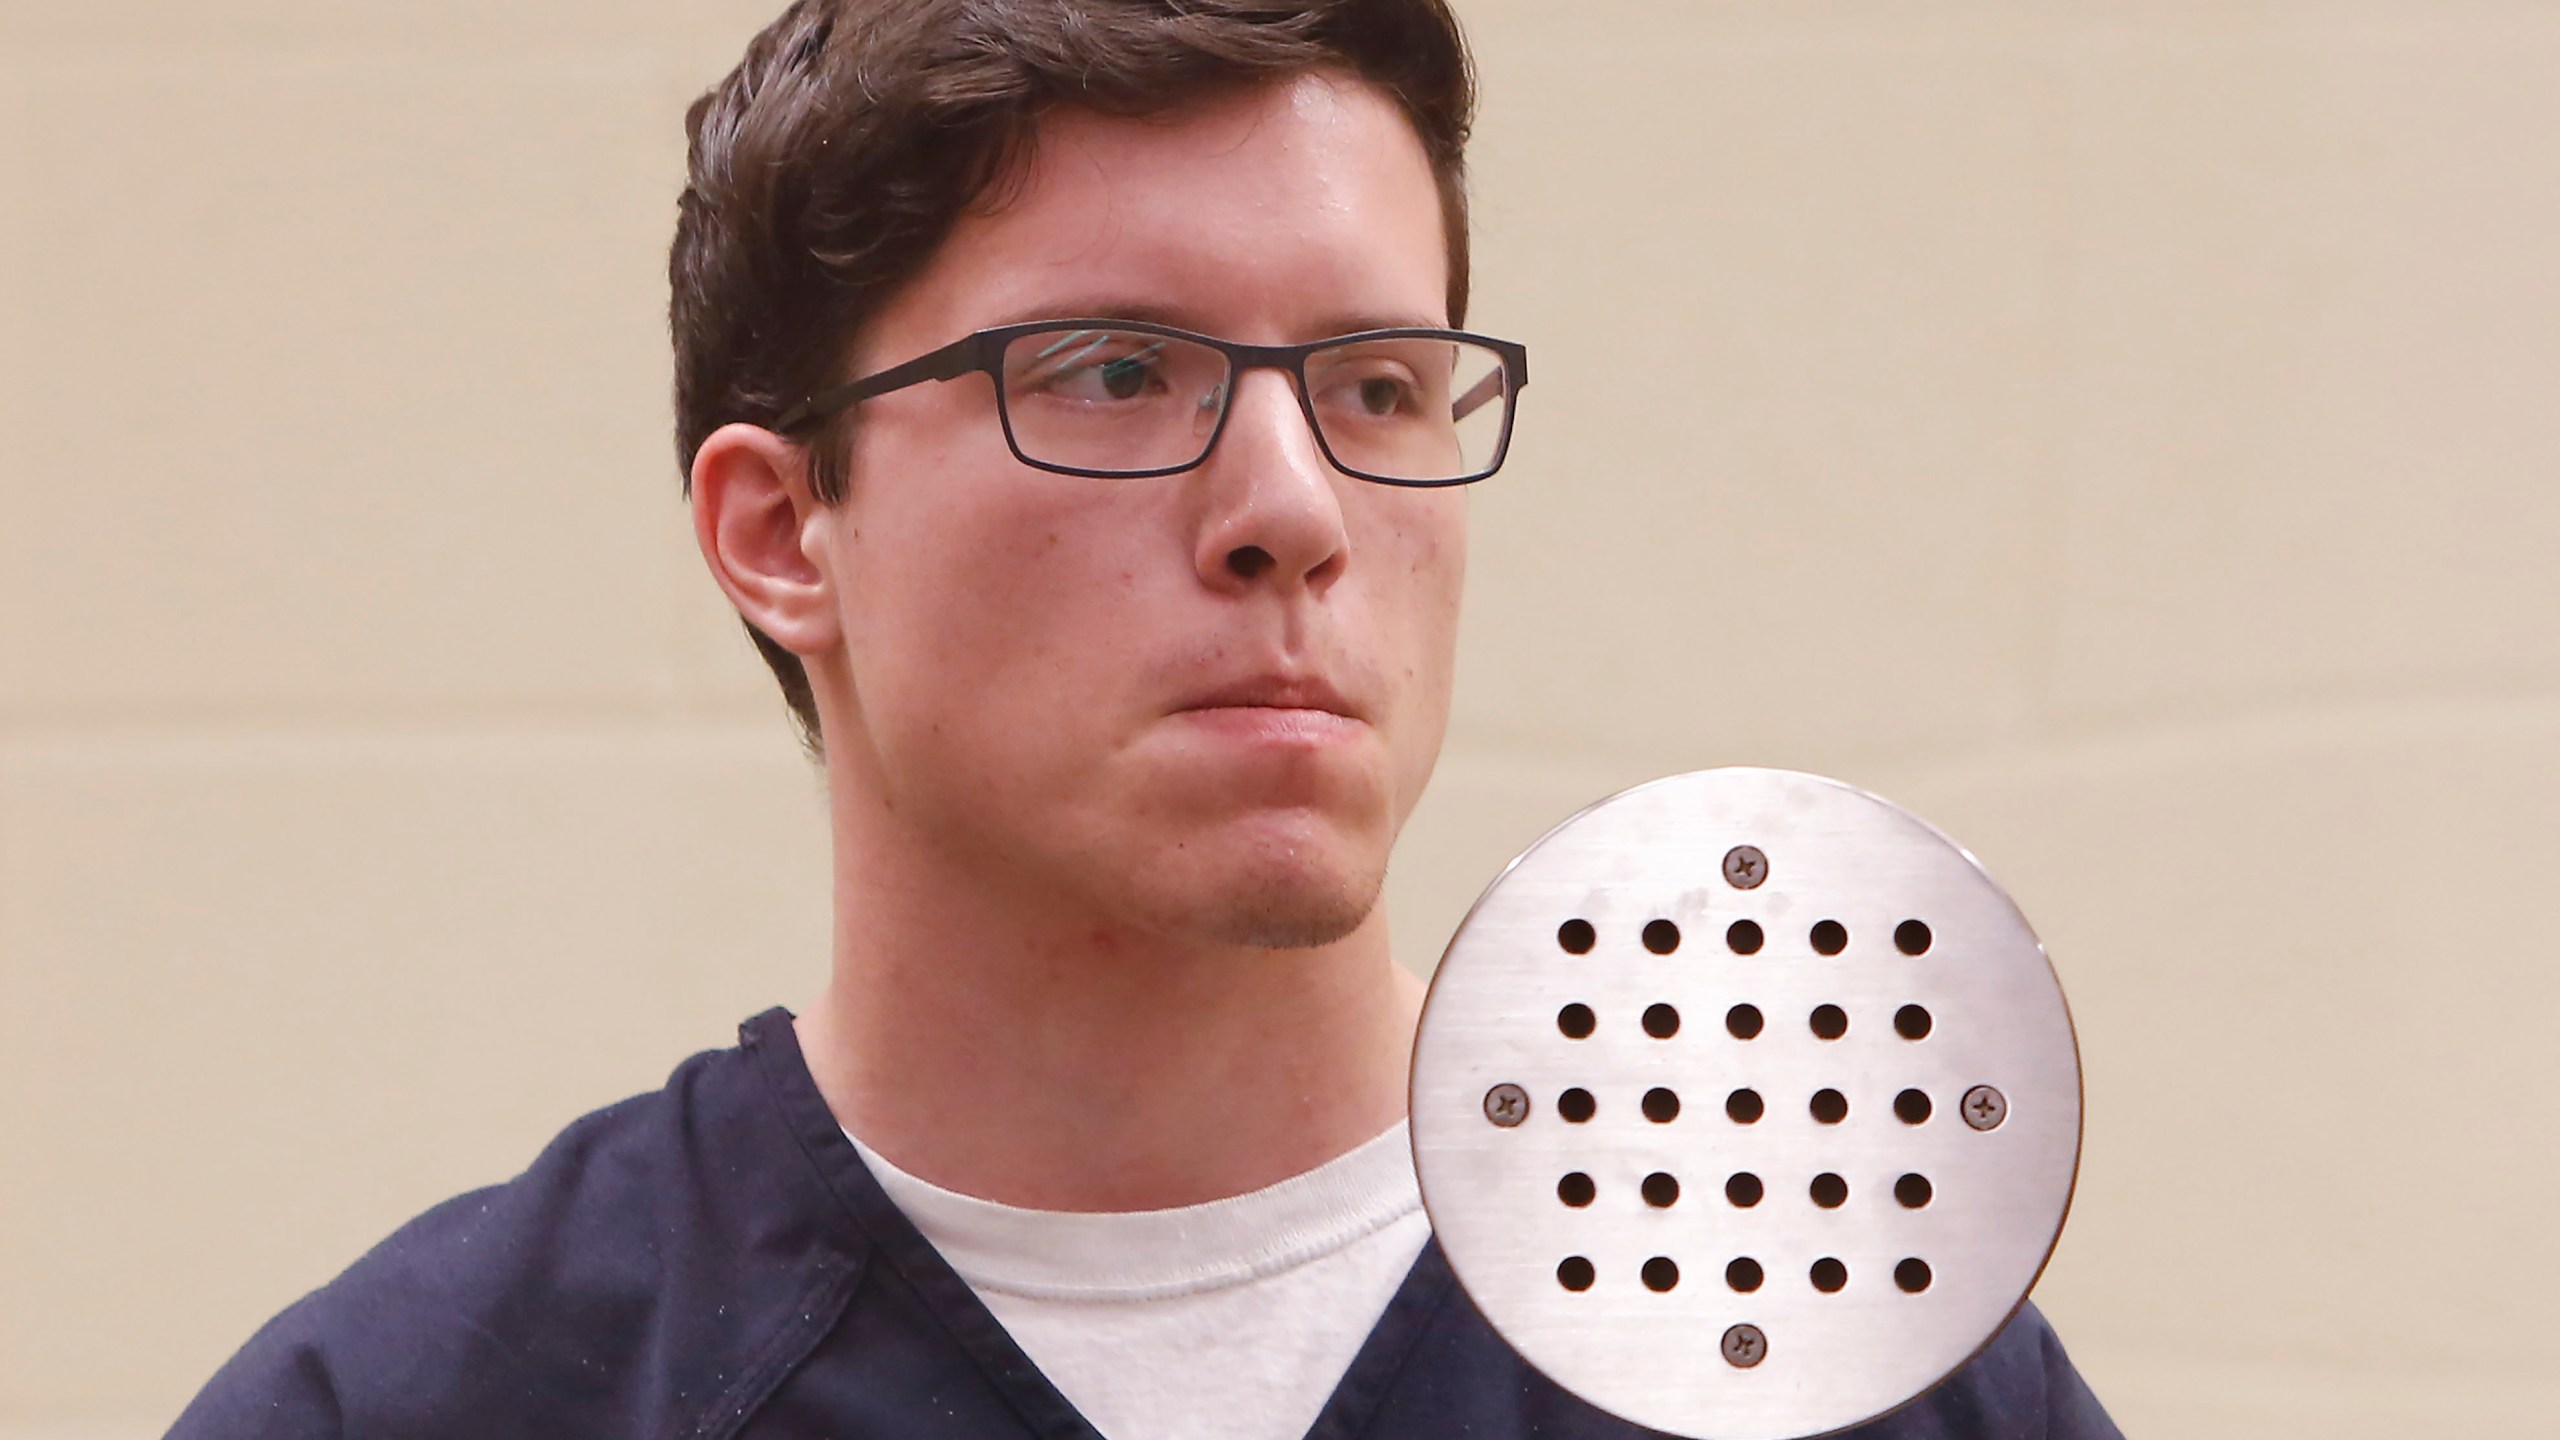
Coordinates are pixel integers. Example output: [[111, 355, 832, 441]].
[[1410, 768, 2082, 1440]]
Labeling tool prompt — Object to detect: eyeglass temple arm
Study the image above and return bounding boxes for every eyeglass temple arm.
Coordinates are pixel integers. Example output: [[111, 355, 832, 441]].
[[1451, 367, 1507, 424], [774, 337, 982, 434]]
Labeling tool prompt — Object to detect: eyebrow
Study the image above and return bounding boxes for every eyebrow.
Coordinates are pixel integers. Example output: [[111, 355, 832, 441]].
[[982, 299, 1451, 339]]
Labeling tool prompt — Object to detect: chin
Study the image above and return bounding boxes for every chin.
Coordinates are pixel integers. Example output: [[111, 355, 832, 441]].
[[1199, 874, 1380, 950], [1147, 827, 1388, 951]]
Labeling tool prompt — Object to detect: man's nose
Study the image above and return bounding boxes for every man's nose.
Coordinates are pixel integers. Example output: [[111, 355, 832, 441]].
[[1191, 366, 1351, 593]]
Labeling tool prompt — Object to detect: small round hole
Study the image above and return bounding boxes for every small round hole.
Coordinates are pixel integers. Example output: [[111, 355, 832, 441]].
[[1725, 919, 1764, 955], [1895, 919, 1932, 955], [1809, 920, 1848, 956], [1809, 1003, 1848, 1040], [1725, 1257, 1764, 1292], [1725, 1088, 1764, 1124], [1809, 1088, 1848, 1125], [1895, 1004, 1933, 1040], [1557, 1172, 1596, 1207], [1641, 1172, 1680, 1208], [1641, 1256, 1680, 1292], [1556, 1003, 1596, 1039], [1558, 1088, 1597, 1123], [1642, 1002, 1680, 1039], [1557, 918, 1596, 954], [1894, 1173, 1934, 1208], [1894, 1088, 1932, 1125], [1725, 1003, 1764, 1040], [1810, 1257, 1848, 1293], [1642, 918, 1681, 954], [1642, 1087, 1681, 1123], [1558, 1256, 1595, 1291], [1895, 1258, 1933, 1293], [1724, 1172, 1764, 1207], [1809, 1172, 1847, 1208]]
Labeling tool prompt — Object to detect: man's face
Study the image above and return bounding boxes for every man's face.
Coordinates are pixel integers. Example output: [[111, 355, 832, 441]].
[[803, 71, 1467, 950]]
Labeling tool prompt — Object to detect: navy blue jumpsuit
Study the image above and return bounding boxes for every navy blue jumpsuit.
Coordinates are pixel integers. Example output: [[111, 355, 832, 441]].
[[169, 1009, 2120, 1439]]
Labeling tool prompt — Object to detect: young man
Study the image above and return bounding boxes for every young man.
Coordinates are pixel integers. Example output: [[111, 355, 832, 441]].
[[172, 2, 2117, 1436]]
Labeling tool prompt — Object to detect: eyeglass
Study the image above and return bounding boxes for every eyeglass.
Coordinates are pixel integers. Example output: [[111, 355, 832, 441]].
[[774, 318, 1529, 487]]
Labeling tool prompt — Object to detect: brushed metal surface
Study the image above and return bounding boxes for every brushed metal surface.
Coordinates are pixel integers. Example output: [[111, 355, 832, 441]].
[[1410, 768, 2082, 1440]]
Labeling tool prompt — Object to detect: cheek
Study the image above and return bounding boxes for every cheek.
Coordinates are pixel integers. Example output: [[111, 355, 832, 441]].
[[836, 468, 1160, 770], [1369, 495, 1466, 820], [1373, 491, 1469, 667]]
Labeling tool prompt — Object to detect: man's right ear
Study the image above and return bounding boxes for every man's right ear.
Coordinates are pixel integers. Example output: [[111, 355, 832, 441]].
[[689, 423, 842, 657]]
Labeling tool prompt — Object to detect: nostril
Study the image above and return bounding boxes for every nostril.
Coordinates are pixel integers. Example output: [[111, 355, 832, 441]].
[[1225, 545, 1275, 579]]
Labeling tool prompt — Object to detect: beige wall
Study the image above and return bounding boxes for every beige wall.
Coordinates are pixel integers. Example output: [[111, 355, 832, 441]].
[[4, 1, 2555, 1435]]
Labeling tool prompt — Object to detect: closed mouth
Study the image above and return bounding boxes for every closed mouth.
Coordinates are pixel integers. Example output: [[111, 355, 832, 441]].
[[1178, 675, 1361, 721]]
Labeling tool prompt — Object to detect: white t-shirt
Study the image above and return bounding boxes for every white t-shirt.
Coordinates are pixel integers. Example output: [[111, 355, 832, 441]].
[[845, 1122, 1432, 1440]]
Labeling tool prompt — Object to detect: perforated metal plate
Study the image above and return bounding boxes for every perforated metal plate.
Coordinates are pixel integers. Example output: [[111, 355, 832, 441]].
[[1410, 768, 2082, 1440]]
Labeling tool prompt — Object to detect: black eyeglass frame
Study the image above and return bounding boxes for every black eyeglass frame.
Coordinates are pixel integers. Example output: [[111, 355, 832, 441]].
[[773, 318, 1530, 488]]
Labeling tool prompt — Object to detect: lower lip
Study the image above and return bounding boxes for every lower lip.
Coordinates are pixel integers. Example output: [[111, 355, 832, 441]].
[[1176, 706, 1363, 746]]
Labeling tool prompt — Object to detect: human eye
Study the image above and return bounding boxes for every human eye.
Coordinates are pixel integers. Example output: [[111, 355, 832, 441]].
[[1350, 371, 1421, 417], [1013, 331, 1171, 404], [1310, 343, 1442, 423]]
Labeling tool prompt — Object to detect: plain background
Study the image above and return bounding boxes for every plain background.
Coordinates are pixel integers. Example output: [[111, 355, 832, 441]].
[[4, 0, 2556, 1434]]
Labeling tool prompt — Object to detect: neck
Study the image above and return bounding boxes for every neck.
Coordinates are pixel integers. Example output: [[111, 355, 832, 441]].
[[793, 784, 1424, 1213]]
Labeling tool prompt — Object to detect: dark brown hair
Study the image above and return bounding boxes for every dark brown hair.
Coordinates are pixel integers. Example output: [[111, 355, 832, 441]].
[[669, 0, 1477, 752]]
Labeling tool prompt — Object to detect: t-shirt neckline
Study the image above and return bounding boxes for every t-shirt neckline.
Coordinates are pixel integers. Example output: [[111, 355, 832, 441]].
[[843, 1119, 1423, 1303]]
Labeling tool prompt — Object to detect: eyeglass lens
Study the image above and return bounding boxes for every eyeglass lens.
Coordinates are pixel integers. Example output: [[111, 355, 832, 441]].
[[997, 327, 1511, 482]]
